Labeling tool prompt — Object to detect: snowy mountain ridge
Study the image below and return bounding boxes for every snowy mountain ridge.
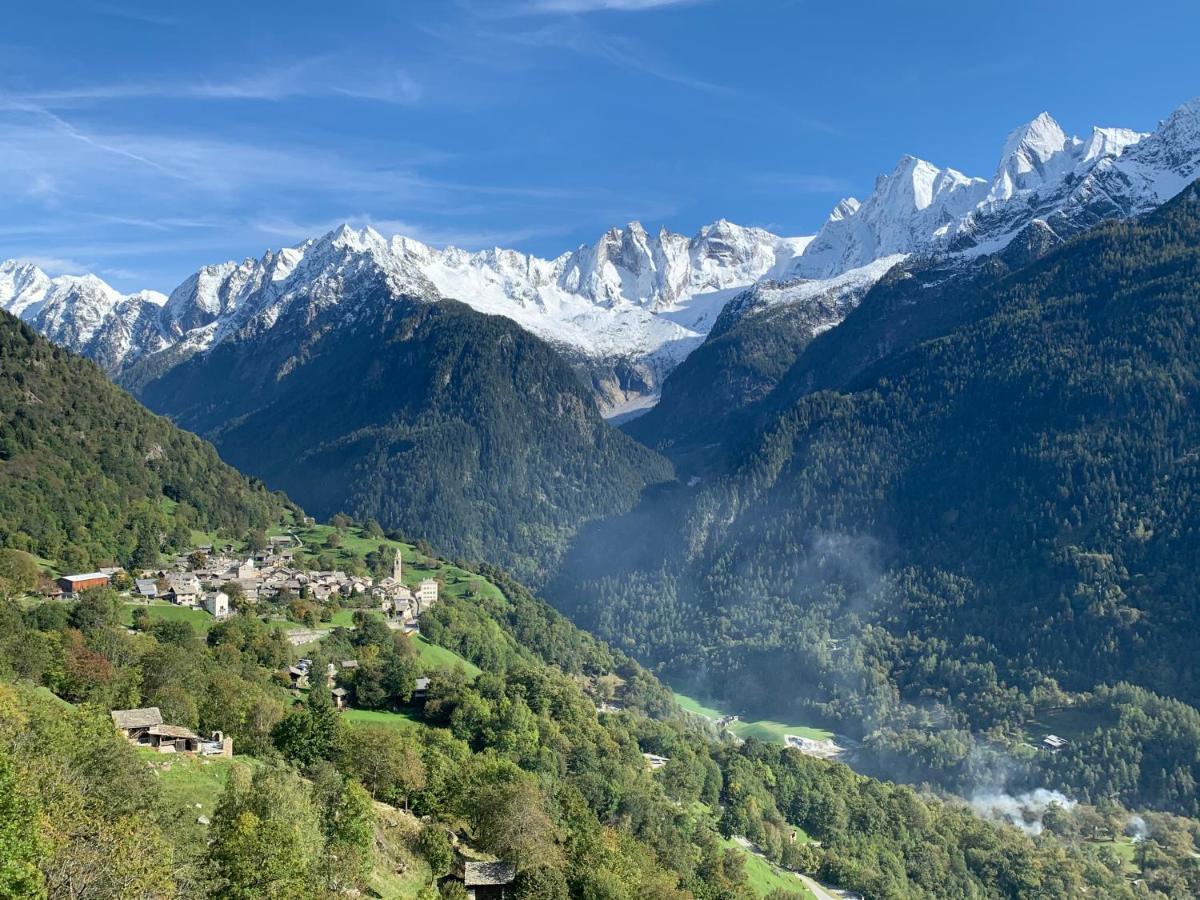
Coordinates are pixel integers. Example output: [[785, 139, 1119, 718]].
[[3, 98, 1199, 414]]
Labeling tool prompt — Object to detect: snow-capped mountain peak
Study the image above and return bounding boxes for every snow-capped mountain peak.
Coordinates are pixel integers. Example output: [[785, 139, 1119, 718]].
[[0, 261, 169, 368], [793, 99, 1199, 278], [988, 111, 1074, 201], [1079, 126, 1144, 165], [826, 197, 860, 223], [790, 153, 987, 279], [0, 261, 53, 319], [4, 97, 1199, 416]]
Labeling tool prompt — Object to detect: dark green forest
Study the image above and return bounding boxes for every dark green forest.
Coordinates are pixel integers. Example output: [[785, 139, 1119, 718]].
[[551, 182, 1200, 818], [626, 293, 840, 465], [136, 294, 670, 584], [0, 313, 290, 570]]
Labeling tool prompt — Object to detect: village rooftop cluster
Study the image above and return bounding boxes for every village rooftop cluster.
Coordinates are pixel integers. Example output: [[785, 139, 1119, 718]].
[[56, 533, 439, 628]]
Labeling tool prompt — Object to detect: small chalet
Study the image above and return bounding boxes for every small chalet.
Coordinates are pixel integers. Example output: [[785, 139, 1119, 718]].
[[135, 578, 159, 598], [110, 707, 232, 756], [145, 724, 204, 753], [111, 707, 164, 742], [413, 677, 431, 702], [167, 573, 202, 605], [331, 687, 349, 709], [462, 861, 516, 900]]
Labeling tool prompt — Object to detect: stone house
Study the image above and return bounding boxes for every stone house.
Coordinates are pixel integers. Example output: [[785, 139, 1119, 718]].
[[203, 591, 230, 619], [462, 861, 516, 900], [111, 707, 165, 742]]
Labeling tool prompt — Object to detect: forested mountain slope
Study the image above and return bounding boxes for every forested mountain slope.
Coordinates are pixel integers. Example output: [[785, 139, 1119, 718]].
[[624, 281, 860, 467], [628, 224, 1060, 471], [552, 182, 1200, 774], [137, 289, 670, 584], [0, 312, 289, 569]]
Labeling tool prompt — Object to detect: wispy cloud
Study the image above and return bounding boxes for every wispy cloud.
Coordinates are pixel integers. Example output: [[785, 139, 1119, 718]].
[[1, 101, 421, 200], [0, 100, 640, 288], [11, 254, 90, 274], [89, 2, 179, 26], [78, 213, 237, 233], [747, 173, 852, 194], [0, 100, 622, 222], [251, 215, 571, 250], [26, 173, 58, 201], [587, 31, 739, 96], [439, 18, 738, 97], [525, 0, 704, 12], [14, 58, 422, 106], [0, 96, 186, 179]]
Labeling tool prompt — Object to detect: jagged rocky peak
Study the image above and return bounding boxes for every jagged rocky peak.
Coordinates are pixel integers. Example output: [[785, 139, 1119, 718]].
[[548, 217, 797, 313], [0, 260, 171, 364], [556, 220, 663, 308], [321, 222, 392, 256], [5, 97, 1200, 412], [988, 111, 1073, 201], [827, 197, 860, 222], [878, 155, 985, 215], [162, 258, 264, 337], [791, 154, 986, 279], [690, 218, 785, 277], [795, 98, 1200, 280], [1079, 126, 1144, 165], [1134, 96, 1200, 171], [0, 260, 52, 318]]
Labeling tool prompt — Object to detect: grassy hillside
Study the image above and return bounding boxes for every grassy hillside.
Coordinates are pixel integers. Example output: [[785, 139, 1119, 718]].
[[121, 600, 217, 634], [674, 691, 833, 745], [719, 838, 816, 899], [341, 707, 423, 732]]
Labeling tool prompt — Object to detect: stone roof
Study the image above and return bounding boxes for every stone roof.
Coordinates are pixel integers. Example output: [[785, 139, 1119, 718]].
[[464, 861, 516, 886], [148, 724, 201, 740], [111, 707, 164, 730]]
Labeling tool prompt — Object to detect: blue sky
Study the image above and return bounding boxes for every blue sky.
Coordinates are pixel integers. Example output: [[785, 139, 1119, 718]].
[[2, 0, 1198, 291]]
